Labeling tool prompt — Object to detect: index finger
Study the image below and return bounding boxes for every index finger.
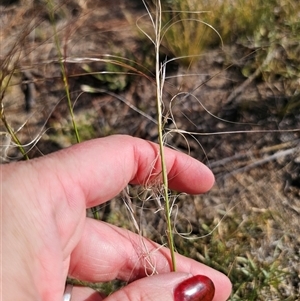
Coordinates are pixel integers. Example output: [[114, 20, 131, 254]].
[[39, 135, 214, 208]]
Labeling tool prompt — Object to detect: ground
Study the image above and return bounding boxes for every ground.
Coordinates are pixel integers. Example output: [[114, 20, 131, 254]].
[[1, 1, 299, 300]]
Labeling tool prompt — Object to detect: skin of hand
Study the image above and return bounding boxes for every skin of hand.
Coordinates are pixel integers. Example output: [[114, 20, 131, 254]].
[[1, 135, 232, 301]]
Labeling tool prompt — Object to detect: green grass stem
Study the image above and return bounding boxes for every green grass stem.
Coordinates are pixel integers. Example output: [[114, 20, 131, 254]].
[[0, 107, 29, 160], [46, 0, 80, 144], [153, 0, 177, 272], [0, 69, 29, 160]]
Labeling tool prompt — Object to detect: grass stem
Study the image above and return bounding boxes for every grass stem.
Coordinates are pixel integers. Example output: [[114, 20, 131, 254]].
[[0, 107, 29, 160], [0, 69, 29, 160], [46, 0, 80, 144], [154, 0, 176, 272]]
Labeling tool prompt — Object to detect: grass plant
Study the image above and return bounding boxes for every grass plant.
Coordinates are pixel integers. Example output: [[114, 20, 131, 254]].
[[1, 0, 300, 299], [141, 0, 177, 271]]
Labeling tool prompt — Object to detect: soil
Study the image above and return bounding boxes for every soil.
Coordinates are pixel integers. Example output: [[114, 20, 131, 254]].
[[1, 0, 300, 298]]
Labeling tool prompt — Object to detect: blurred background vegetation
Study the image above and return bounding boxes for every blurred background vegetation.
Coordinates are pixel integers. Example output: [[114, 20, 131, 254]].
[[1, 0, 300, 300]]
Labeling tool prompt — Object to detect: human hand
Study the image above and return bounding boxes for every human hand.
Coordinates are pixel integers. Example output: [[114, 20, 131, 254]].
[[2, 135, 231, 301]]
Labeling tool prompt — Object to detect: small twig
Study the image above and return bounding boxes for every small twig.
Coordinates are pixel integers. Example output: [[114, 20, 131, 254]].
[[223, 147, 299, 177], [210, 140, 300, 168], [226, 48, 275, 105]]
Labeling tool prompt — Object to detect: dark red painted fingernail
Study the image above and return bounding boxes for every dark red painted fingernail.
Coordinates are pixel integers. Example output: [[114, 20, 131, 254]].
[[174, 275, 215, 301]]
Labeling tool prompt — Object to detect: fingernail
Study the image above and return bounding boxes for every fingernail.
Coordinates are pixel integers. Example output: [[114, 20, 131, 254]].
[[174, 275, 215, 301]]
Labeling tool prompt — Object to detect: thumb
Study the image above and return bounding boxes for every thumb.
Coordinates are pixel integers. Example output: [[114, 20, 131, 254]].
[[104, 273, 219, 301]]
